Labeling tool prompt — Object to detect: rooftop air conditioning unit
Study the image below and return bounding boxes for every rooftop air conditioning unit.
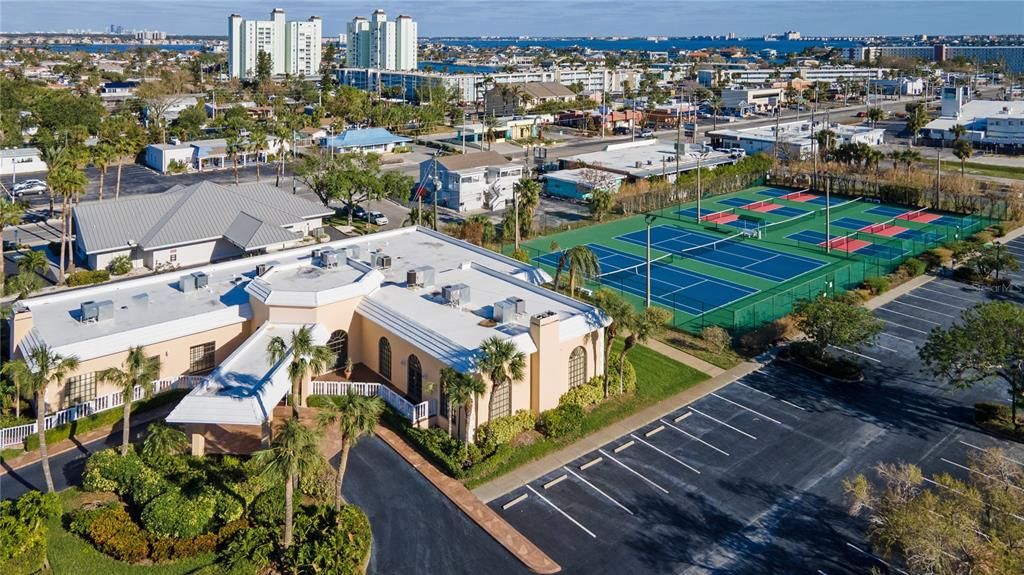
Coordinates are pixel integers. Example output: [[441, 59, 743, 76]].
[[347, 245, 362, 260], [373, 253, 392, 270], [179, 273, 197, 292], [95, 300, 114, 322], [442, 283, 470, 306], [321, 250, 340, 268], [493, 299, 516, 323], [406, 266, 435, 288], [80, 301, 99, 322], [131, 293, 149, 307], [256, 263, 268, 276], [192, 271, 209, 289], [635, 161, 643, 168], [507, 296, 526, 315], [312, 248, 324, 259]]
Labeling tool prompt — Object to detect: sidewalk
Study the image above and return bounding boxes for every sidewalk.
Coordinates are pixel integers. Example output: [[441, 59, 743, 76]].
[[644, 339, 725, 377], [472, 359, 762, 503]]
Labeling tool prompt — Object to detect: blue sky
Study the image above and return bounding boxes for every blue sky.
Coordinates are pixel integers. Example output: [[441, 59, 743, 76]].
[[1, 0, 1020, 37]]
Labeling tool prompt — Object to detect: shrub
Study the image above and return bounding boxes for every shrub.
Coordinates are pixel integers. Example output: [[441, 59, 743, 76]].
[[82, 448, 145, 494], [249, 484, 285, 528], [605, 352, 637, 395], [106, 255, 132, 275], [212, 490, 245, 525], [475, 409, 537, 452], [539, 404, 584, 438], [970, 230, 995, 244], [280, 505, 371, 575], [900, 257, 926, 278], [219, 524, 276, 573], [381, 407, 470, 478], [149, 532, 218, 563], [0, 491, 60, 571], [922, 247, 953, 268], [737, 316, 798, 355], [701, 325, 731, 354], [141, 488, 216, 539], [83, 506, 150, 563], [862, 276, 890, 295], [66, 269, 110, 287], [558, 378, 604, 409], [952, 264, 980, 283], [990, 223, 1006, 237]]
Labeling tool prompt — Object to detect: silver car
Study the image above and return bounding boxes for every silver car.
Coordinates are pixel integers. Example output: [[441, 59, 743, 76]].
[[11, 179, 48, 197], [366, 211, 389, 226]]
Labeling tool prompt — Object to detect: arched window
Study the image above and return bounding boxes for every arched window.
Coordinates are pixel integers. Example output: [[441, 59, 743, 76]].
[[407, 354, 422, 403], [327, 330, 348, 371], [489, 382, 511, 421], [378, 337, 392, 381], [568, 346, 587, 389]]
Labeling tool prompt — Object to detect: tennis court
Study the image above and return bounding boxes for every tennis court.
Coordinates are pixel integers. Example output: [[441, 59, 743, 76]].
[[676, 207, 764, 232], [534, 243, 757, 314], [717, 196, 809, 217], [785, 230, 908, 260], [830, 217, 946, 243], [758, 187, 846, 206], [865, 205, 971, 227], [616, 224, 826, 282]]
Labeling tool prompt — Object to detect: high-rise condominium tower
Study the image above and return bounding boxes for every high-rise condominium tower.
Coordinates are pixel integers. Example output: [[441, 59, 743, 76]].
[[346, 10, 417, 71], [228, 9, 322, 79]]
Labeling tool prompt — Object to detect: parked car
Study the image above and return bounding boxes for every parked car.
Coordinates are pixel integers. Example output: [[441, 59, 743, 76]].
[[338, 203, 368, 220], [365, 211, 388, 226], [639, 129, 654, 138], [612, 126, 630, 136], [11, 179, 48, 197]]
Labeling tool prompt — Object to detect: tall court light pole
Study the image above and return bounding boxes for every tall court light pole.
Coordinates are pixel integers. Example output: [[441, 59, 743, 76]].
[[644, 214, 657, 308]]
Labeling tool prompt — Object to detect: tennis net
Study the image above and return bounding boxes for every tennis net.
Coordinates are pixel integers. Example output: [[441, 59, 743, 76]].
[[675, 231, 747, 260], [742, 199, 773, 210], [595, 252, 673, 281], [862, 220, 898, 234], [780, 189, 811, 200], [895, 207, 929, 222], [700, 208, 735, 223]]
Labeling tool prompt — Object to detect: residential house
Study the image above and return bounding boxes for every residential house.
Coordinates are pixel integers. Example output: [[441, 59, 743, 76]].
[[484, 81, 577, 116], [321, 128, 411, 154], [419, 151, 523, 212], [0, 147, 47, 176]]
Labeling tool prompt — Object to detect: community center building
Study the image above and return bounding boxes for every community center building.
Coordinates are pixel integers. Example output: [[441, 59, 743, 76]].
[[9, 227, 609, 454]]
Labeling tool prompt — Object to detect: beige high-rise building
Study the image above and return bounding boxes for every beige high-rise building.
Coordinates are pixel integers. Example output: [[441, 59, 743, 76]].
[[346, 10, 417, 71], [228, 9, 322, 79]]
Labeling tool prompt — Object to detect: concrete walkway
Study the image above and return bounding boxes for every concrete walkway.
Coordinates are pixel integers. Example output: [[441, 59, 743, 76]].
[[472, 359, 762, 503], [644, 339, 725, 376]]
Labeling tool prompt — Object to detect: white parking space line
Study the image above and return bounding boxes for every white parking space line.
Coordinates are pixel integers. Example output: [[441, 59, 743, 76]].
[[915, 285, 981, 303], [597, 449, 669, 494], [940, 458, 1024, 493], [880, 331, 916, 343], [829, 345, 882, 364], [525, 485, 597, 538], [630, 434, 701, 474], [879, 318, 930, 335], [869, 341, 899, 353], [660, 419, 730, 456], [562, 466, 634, 515], [902, 293, 969, 311], [878, 306, 942, 325], [959, 440, 1024, 467], [689, 408, 757, 440], [710, 392, 784, 425], [846, 542, 909, 575], [888, 299, 959, 319], [736, 382, 807, 411]]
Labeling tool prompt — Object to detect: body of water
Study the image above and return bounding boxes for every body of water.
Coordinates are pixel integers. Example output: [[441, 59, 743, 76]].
[[427, 37, 859, 54], [25, 43, 205, 53]]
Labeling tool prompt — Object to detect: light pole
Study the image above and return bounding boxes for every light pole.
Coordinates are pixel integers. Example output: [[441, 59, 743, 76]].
[[644, 214, 656, 308], [994, 241, 1002, 282], [431, 154, 440, 231], [692, 150, 710, 223]]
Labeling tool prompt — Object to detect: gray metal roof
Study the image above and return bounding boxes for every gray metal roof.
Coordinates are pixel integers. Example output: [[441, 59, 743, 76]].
[[223, 212, 300, 250], [74, 181, 332, 254]]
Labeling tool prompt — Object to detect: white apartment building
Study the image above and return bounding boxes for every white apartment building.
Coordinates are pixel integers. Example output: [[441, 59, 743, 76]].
[[228, 9, 322, 79], [698, 67, 887, 87], [848, 45, 1024, 74], [346, 11, 417, 71], [419, 152, 523, 212]]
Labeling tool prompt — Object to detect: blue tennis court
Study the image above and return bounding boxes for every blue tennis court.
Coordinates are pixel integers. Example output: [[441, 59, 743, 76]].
[[718, 197, 760, 208], [616, 224, 826, 282], [755, 187, 798, 198], [786, 230, 908, 260], [716, 196, 811, 218], [534, 244, 756, 315], [893, 228, 945, 243], [866, 205, 971, 228], [831, 217, 875, 230], [676, 208, 764, 232]]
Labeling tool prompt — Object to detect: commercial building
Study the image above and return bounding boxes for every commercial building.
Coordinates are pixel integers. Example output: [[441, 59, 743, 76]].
[[0, 147, 47, 176], [543, 168, 626, 200], [708, 120, 886, 162], [922, 86, 1024, 152], [869, 77, 926, 96], [484, 82, 576, 116], [848, 44, 1024, 74], [228, 9, 322, 79], [72, 180, 330, 271], [8, 226, 610, 452], [320, 128, 411, 154], [419, 152, 524, 212], [559, 139, 738, 181], [345, 10, 417, 70], [698, 67, 888, 87], [144, 135, 288, 174], [720, 87, 785, 116]]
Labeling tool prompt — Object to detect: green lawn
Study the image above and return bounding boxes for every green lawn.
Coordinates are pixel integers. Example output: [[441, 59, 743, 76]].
[[660, 329, 744, 370], [925, 159, 1024, 181], [464, 340, 707, 488]]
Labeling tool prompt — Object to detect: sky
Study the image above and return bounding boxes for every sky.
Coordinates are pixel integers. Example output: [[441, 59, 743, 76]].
[[1, 0, 1020, 37]]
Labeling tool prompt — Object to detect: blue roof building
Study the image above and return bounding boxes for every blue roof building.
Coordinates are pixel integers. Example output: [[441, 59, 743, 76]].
[[321, 128, 411, 153]]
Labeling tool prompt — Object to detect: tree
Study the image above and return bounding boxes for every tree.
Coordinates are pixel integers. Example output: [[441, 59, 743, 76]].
[[16, 250, 47, 277], [476, 337, 526, 426], [90, 142, 116, 202], [593, 289, 634, 398], [317, 392, 383, 514], [1, 345, 80, 492], [949, 123, 967, 142], [793, 294, 883, 358], [618, 307, 670, 395], [0, 197, 24, 293], [971, 243, 1020, 281], [254, 50, 273, 91], [247, 125, 267, 182], [905, 103, 929, 145], [97, 346, 161, 456], [953, 139, 973, 176], [564, 245, 601, 295], [141, 423, 188, 465], [867, 106, 885, 128], [843, 450, 1024, 574], [440, 367, 485, 441], [109, 115, 146, 199], [135, 70, 189, 144], [46, 164, 87, 284], [402, 205, 436, 228], [483, 114, 499, 151], [379, 170, 413, 203], [501, 178, 541, 242], [920, 302, 1024, 431], [252, 418, 324, 548], [267, 326, 335, 417], [588, 188, 614, 222]]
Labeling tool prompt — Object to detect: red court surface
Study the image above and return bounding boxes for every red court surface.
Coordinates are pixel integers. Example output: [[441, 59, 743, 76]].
[[703, 212, 740, 224], [782, 193, 818, 203], [865, 224, 909, 237], [897, 211, 942, 224], [822, 237, 872, 252], [746, 202, 783, 213]]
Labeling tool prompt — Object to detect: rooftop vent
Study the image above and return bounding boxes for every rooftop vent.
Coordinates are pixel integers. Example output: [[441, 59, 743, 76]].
[[507, 296, 526, 315], [131, 293, 149, 307], [406, 265, 435, 288], [441, 283, 471, 307], [179, 273, 197, 292], [80, 299, 114, 323], [256, 263, 269, 276], [372, 253, 392, 270], [192, 271, 209, 289], [321, 249, 341, 268]]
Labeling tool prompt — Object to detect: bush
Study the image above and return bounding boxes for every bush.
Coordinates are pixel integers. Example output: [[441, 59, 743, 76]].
[[149, 532, 218, 563], [81, 448, 171, 507], [737, 316, 798, 356], [952, 264, 981, 283], [66, 269, 110, 287], [862, 276, 890, 295], [81, 505, 150, 563], [381, 407, 471, 478], [784, 341, 863, 381], [0, 491, 60, 572], [280, 505, 371, 575], [106, 255, 132, 275], [922, 247, 953, 269], [970, 230, 995, 244], [539, 404, 584, 438], [701, 325, 731, 354], [475, 409, 537, 452], [605, 352, 637, 395], [248, 484, 285, 529], [558, 378, 604, 409], [974, 402, 1024, 440], [990, 223, 1006, 237], [141, 488, 216, 539], [900, 257, 926, 278]]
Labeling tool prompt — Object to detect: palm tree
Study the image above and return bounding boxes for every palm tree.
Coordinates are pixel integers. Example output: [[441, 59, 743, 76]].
[[267, 326, 335, 417], [91, 142, 116, 202], [402, 205, 436, 228], [39, 141, 66, 217], [248, 126, 267, 182], [316, 392, 383, 514], [252, 417, 324, 548], [225, 133, 245, 185], [564, 245, 601, 296], [17, 250, 47, 277], [439, 367, 485, 441], [0, 197, 25, 293], [949, 123, 967, 142], [618, 307, 670, 395], [483, 114, 499, 151], [141, 423, 188, 463], [113, 117, 144, 199], [953, 139, 973, 176], [475, 337, 525, 427], [593, 289, 634, 398], [46, 164, 88, 284], [1, 344, 80, 492], [97, 346, 161, 455], [867, 107, 884, 128]]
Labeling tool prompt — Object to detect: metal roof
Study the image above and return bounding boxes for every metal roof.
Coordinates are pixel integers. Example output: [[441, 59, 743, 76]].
[[73, 180, 332, 254], [323, 128, 411, 148]]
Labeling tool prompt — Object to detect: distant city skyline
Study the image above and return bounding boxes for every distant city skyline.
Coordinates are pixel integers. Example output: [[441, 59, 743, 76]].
[[1, 0, 1021, 37]]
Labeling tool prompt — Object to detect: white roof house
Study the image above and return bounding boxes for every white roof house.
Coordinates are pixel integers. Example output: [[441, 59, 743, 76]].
[[0, 147, 47, 176], [560, 139, 737, 180]]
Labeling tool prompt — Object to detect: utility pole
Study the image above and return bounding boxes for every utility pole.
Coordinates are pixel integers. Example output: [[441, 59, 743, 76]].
[[825, 174, 832, 253], [644, 214, 656, 308], [695, 150, 709, 223], [513, 184, 520, 251], [461, 108, 466, 154], [675, 85, 682, 190], [935, 143, 942, 208], [432, 154, 440, 231], [811, 87, 818, 190]]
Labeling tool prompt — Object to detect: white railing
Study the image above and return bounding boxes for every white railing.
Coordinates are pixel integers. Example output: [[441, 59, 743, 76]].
[[310, 380, 433, 425], [0, 376, 204, 449]]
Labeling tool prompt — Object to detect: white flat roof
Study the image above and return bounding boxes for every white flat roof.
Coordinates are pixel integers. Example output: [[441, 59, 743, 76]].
[[562, 140, 736, 178]]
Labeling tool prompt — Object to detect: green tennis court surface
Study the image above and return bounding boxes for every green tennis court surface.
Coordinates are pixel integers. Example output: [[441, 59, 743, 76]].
[[523, 184, 991, 333]]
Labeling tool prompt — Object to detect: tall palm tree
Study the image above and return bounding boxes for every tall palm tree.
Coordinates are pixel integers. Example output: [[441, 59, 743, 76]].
[[949, 123, 967, 142], [252, 418, 324, 548], [141, 423, 188, 463], [316, 392, 383, 514], [248, 126, 267, 182], [39, 141, 67, 217], [867, 107, 884, 128], [953, 139, 973, 176], [593, 289, 634, 398], [46, 164, 87, 284], [267, 326, 335, 417], [1, 344, 79, 492], [113, 117, 144, 199], [475, 336, 525, 428], [440, 367, 485, 441], [91, 142, 116, 202], [0, 197, 25, 293], [564, 245, 601, 296], [618, 307, 669, 395], [17, 250, 47, 277], [97, 346, 161, 456]]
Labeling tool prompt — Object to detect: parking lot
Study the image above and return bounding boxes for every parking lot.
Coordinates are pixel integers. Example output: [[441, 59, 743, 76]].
[[488, 235, 1024, 575]]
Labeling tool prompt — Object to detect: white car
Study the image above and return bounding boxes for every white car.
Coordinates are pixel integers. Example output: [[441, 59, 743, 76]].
[[365, 211, 389, 226], [11, 179, 48, 197]]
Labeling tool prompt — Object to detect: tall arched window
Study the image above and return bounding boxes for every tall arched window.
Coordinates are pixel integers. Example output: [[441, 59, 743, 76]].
[[407, 354, 422, 403], [327, 330, 348, 371], [489, 382, 511, 421], [378, 337, 392, 381], [568, 346, 587, 389]]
